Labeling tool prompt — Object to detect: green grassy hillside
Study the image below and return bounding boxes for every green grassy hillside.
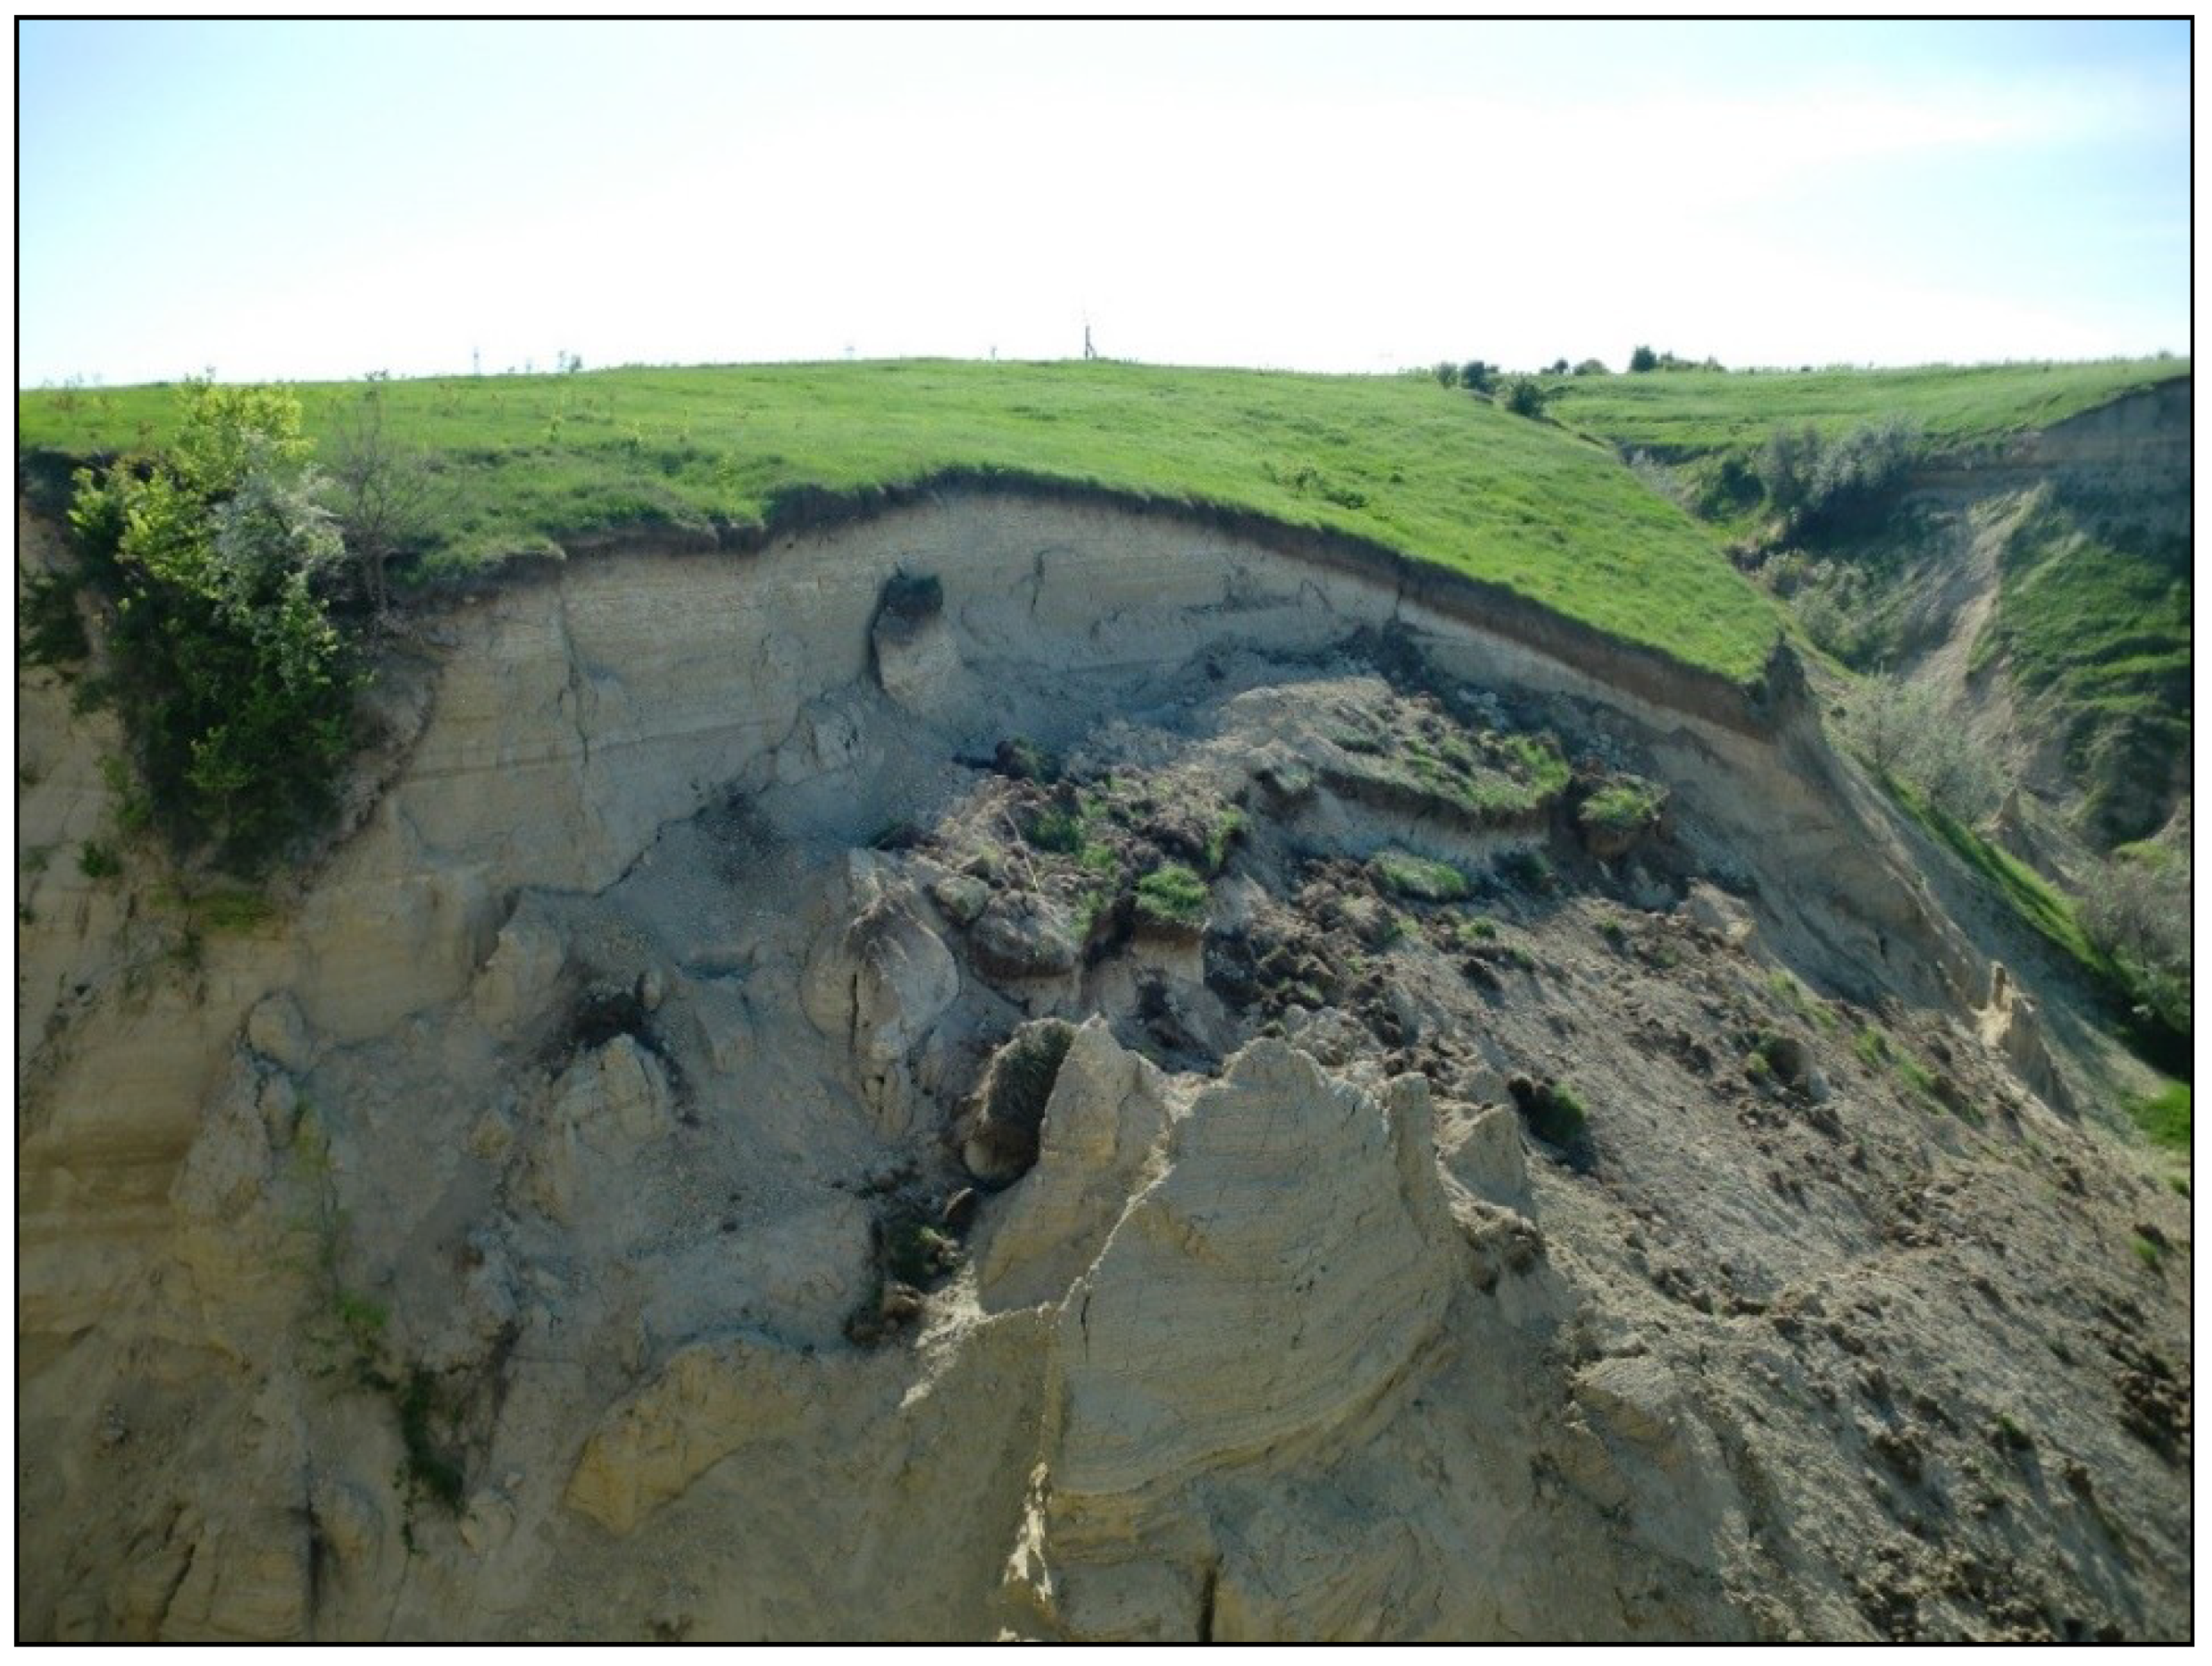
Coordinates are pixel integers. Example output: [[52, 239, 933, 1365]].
[[1973, 490, 2191, 845], [19, 361, 1781, 678], [1543, 358, 2187, 456]]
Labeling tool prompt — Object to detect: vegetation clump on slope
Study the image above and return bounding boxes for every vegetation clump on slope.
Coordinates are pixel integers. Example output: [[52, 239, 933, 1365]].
[[50, 381, 361, 877]]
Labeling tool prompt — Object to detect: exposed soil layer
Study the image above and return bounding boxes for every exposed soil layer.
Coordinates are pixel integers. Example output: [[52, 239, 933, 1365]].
[[16, 493, 2189, 1640]]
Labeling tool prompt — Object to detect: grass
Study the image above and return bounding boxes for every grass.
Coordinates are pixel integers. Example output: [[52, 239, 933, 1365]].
[[17, 359, 1782, 680], [1541, 358, 2186, 457], [1578, 775, 1667, 833], [1201, 808, 1247, 877], [1766, 968, 1839, 1032], [1018, 802, 1089, 856], [1372, 850, 1470, 902], [1897, 769, 2187, 1070], [1386, 727, 1572, 824], [1135, 862, 1211, 930], [1890, 777, 2097, 965], [2125, 1082, 2191, 1154], [1524, 1080, 1588, 1149], [155, 885, 279, 934], [1970, 491, 2190, 844]]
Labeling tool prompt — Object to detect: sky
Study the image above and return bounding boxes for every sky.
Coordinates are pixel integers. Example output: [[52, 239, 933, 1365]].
[[17, 19, 2193, 386]]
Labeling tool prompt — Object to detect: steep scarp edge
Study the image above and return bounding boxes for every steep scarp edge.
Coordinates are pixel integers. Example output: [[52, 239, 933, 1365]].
[[17, 490, 2189, 1640]]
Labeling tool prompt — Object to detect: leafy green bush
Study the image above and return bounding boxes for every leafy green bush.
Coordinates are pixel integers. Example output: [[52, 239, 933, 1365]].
[[67, 380, 360, 877], [1502, 376, 1549, 418], [1758, 416, 1919, 540]]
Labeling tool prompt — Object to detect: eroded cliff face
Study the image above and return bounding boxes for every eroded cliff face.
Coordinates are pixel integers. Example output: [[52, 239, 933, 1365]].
[[16, 493, 2191, 1640]]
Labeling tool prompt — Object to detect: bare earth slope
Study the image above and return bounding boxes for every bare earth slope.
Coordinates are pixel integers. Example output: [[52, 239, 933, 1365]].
[[16, 491, 2190, 1640]]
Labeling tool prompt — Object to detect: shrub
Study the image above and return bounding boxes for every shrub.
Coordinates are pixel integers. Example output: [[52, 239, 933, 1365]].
[[1627, 451, 1694, 511], [967, 1018, 1079, 1180], [67, 379, 361, 876], [1840, 676, 2000, 823], [1460, 361, 1495, 394], [1433, 362, 1460, 389], [1497, 847, 1554, 892], [323, 382, 441, 613], [78, 840, 122, 880], [1501, 376, 1549, 418], [2081, 854, 2192, 1037], [1758, 416, 1920, 540], [1020, 802, 1087, 855], [1629, 345, 1659, 374], [1510, 1075, 1588, 1148], [393, 1366, 466, 1516], [1790, 559, 1892, 666], [993, 736, 1061, 784]]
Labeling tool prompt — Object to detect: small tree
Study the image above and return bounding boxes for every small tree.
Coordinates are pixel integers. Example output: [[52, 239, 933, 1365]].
[[1841, 675, 1937, 777], [2080, 852, 2192, 1034], [324, 383, 438, 615], [1840, 675, 2000, 823], [1460, 360, 1495, 394], [1433, 361, 1460, 389], [1628, 344, 1659, 373], [1758, 423, 1821, 520]]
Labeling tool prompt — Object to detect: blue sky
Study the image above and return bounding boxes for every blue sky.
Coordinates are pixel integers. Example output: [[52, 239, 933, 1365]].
[[18, 19, 2192, 385]]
